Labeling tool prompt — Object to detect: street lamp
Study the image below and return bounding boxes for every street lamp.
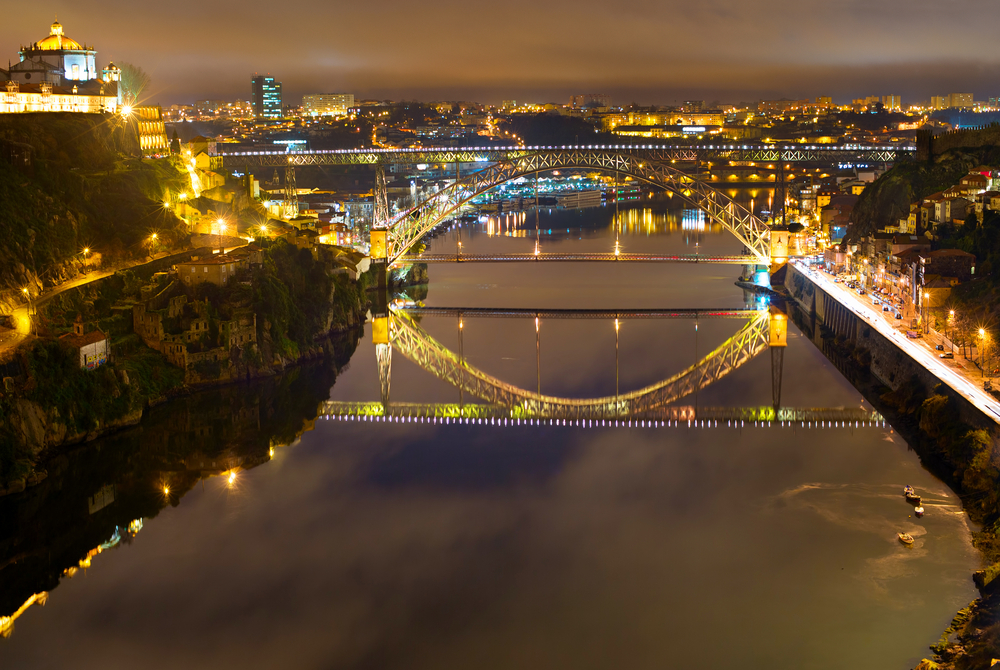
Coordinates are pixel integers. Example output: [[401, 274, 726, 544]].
[[216, 218, 227, 254], [948, 310, 955, 353], [980, 328, 988, 377], [21, 287, 31, 334]]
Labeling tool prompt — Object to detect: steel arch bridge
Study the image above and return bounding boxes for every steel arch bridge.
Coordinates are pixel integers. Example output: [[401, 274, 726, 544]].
[[375, 308, 772, 420], [220, 144, 914, 169], [376, 149, 772, 264]]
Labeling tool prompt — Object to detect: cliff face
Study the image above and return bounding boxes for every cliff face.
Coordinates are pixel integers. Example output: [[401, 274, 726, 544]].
[[847, 147, 1000, 242]]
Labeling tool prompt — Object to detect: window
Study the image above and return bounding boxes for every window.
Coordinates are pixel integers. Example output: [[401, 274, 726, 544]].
[[203, 267, 208, 273]]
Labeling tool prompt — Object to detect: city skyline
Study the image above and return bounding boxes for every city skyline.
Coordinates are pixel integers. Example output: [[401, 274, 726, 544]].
[[4, 2, 999, 106]]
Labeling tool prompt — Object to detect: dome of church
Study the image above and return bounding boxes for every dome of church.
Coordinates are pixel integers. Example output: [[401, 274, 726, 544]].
[[35, 21, 84, 51]]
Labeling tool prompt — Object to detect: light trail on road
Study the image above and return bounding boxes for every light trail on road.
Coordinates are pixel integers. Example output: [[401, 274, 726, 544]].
[[792, 260, 1000, 424]]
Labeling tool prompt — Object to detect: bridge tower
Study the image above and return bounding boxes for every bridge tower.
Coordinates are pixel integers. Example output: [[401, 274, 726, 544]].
[[769, 229, 789, 275], [373, 313, 392, 408], [768, 308, 787, 408], [370, 164, 390, 264], [283, 167, 299, 219]]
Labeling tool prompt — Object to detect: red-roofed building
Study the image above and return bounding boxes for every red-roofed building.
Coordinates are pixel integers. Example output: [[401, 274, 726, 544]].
[[59, 317, 108, 370]]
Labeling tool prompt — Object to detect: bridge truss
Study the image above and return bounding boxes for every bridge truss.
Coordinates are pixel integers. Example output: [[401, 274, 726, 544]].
[[382, 309, 771, 420], [221, 144, 914, 169], [383, 149, 771, 263]]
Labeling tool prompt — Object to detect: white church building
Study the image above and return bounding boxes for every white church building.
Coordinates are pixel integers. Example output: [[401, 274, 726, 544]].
[[1, 20, 120, 114]]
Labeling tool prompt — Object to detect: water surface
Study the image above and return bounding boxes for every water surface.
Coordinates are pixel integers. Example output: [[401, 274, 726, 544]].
[[0, 200, 978, 669]]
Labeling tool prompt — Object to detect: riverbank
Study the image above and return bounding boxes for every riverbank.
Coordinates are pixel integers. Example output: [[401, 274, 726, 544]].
[[0, 239, 376, 494], [784, 264, 1000, 667], [0, 333, 362, 631]]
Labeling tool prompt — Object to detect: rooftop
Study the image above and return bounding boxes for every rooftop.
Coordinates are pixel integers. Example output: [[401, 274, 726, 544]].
[[59, 329, 107, 348]]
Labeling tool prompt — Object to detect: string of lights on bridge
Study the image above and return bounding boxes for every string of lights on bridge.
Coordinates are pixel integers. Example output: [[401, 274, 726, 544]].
[[320, 413, 886, 430], [221, 143, 916, 157]]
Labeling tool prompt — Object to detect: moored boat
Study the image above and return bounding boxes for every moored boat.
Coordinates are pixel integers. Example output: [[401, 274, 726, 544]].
[[898, 532, 915, 545], [914, 506, 924, 517], [904, 485, 915, 496], [905, 492, 922, 504]]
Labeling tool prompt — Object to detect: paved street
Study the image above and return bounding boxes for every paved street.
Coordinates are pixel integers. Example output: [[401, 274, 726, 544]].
[[794, 260, 1000, 425]]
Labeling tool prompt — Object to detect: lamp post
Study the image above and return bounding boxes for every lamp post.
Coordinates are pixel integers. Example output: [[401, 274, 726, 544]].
[[21, 287, 31, 335], [922, 292, 930, 333], [949, 310, 955, 353], [216, 218, 226, 254], [981, 329, 991, 377]]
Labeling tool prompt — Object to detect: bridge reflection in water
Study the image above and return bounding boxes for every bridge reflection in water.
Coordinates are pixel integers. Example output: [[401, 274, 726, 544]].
[[319, 402, 884, 429], [358, 306, 884, 428]]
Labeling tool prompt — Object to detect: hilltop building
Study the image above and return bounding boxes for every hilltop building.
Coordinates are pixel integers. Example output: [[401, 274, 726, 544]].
[[0, 20, 119, 113]]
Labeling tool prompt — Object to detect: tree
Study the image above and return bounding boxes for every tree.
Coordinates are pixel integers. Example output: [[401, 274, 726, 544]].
[[119, 62, 151, 106]]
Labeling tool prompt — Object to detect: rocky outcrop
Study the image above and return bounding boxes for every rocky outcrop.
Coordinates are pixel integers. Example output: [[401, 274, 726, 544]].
[[7, 398, 143, 457]]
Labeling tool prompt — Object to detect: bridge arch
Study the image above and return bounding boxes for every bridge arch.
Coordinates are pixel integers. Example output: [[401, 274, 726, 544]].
[[381, 149, 772, 264], [382, 309, 770, 420]]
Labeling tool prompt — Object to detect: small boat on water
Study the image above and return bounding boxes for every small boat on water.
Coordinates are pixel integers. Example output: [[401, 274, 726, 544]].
[[904, 485, 921, 504], [914, 506, 925, 517], [898, 532, 915, 545], [904, 485, 915, 496]]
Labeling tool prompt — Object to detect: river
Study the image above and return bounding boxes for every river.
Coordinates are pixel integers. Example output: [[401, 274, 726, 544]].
[[0, 197, 980, 669]]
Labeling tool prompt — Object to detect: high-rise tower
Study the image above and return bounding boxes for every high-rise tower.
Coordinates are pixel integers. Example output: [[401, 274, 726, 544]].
[[251, 74, 282, 119]]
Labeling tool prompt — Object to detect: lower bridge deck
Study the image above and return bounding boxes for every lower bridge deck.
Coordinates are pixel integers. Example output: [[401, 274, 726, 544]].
[[396, 253, 753, 264], [319, 402, 884, 428]]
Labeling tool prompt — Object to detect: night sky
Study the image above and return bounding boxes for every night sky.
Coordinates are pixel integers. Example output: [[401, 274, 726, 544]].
[[4, 1, 999, 105]]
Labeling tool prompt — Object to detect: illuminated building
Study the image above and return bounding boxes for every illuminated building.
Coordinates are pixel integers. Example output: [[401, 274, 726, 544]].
[[251, 74, 282, 119], [881, 94, 902, 111], [132, 105, 169, 154], [569, 93, 611, 109], [0, 20, 119, 114], [10, 21, 97, 85], [302, 93, 354, 117]]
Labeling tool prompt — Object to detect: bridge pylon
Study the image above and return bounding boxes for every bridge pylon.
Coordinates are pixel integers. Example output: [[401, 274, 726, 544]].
[[769, 229, 789, 274], [370, 164, 391, 263], [376, 343, 392, 408], [283, 166, 299, 219], [768, 307, 787, 408]]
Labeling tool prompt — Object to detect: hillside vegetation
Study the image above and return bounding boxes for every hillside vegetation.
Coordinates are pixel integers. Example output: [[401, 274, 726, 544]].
[[0, 113, 189, 304], [848, 147, 1000, 241]]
